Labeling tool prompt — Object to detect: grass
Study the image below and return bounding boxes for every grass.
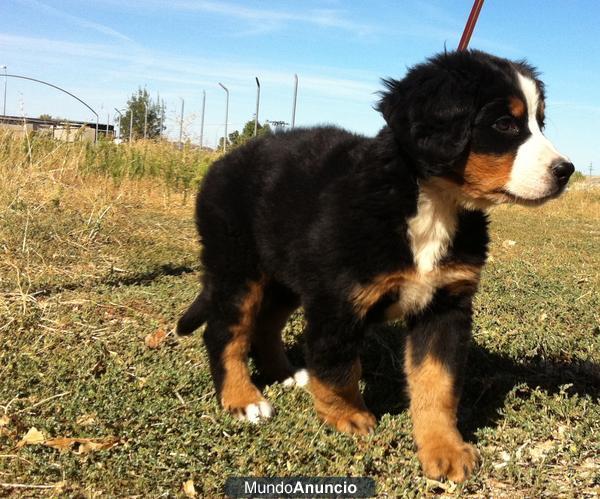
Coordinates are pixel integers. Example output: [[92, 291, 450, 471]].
[[0, 133, 599, 497]]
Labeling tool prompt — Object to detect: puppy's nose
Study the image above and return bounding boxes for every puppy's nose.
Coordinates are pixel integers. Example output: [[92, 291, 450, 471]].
[[552, 161, 575, 187]]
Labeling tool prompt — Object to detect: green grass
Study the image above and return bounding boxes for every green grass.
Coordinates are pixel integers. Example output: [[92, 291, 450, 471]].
[[0, 142, 599, 496], [0, 130, 217, 194]]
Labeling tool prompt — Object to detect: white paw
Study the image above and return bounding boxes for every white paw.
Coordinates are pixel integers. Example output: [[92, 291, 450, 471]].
[[236, 400, 273, 423], [282, 369, 309, 388]]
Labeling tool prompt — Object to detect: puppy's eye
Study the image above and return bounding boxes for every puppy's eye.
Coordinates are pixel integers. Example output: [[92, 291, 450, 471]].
[[492, 116, 520, 135]]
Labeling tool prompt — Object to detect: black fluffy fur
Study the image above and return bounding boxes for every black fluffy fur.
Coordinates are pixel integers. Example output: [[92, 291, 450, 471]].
[[177, 49, 539, 388]]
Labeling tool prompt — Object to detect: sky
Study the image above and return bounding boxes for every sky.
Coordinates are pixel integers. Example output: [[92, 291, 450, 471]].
[[1, 0, 599, 173]]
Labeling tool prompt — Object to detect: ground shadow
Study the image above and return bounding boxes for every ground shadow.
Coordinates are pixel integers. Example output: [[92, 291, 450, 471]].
[[359, 322, 600, 437], [32, 263, 197, 297], [253, 323, 600, 439], [256, 320, 600, 436]]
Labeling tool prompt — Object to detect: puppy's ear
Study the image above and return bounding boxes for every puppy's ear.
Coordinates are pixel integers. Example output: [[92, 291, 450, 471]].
[[378, 64, 475, 177]]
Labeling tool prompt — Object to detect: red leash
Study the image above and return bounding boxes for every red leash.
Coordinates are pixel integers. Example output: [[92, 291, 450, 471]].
[[458, 0, 485, 51]]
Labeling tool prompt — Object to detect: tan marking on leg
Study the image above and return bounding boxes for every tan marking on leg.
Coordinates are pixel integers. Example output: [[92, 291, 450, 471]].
[[405, 339, 479, 482], [509, 96, 526, 119], [350, 264, 482, 319], [220, 279, 267, 413], [310, 360, 375, 435], [252, 303, 296, 382]]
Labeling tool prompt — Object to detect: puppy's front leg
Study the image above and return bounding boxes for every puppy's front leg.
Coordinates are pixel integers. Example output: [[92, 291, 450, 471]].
[[404, 292, 480, 482]]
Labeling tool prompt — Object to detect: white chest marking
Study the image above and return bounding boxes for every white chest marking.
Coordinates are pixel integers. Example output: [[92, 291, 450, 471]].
[[407, 185, 458, 273]]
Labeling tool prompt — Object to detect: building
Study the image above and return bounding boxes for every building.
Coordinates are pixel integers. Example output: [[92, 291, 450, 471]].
[[0, 115, 113, 142]]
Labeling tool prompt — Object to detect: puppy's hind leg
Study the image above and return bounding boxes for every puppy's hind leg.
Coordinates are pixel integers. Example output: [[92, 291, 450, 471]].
[[204, 277, 273, 423], [251, 281, 305, 385]]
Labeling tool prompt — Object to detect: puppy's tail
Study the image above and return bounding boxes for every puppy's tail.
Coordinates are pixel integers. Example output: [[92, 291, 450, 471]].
[[177, 286, 211, 336]]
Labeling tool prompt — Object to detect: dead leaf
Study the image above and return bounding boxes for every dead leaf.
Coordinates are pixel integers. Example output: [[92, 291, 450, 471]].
[[529, 440, 555, 462], [145, 329, 167, 349], [425, 478, 457, 493], [183, 479, 197, 497], [0, 415, 13, 438], [17, 427, 46, 448], [17, 428, 119, 454], [502, 239, 517, 249], [76, 414, 97, 426], [44, 436, 120, 454], [582, 457, 600, 470], [75, 437, 120, 454], [557, 424, 569, 440]]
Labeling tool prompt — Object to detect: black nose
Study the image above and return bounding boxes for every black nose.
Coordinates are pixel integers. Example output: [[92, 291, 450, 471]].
[[552, 161, 575, 186]]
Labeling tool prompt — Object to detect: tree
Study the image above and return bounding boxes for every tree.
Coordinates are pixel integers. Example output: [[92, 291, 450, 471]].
[[118, 88, 165, 140], [237, 118, 271, 145], [218, 118, 271, 150]]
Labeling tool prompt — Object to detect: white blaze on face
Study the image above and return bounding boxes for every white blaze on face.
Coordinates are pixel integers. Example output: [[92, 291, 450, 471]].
[[505, 72, 568, 200]]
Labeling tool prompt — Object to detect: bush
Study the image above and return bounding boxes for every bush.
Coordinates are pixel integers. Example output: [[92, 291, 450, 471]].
[[0, 130, 218, 191], [569, 170, 586, 183]]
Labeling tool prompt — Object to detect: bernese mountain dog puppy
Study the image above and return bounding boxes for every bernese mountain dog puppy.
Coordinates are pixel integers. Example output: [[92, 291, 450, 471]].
[[177, 49, 573, 482]]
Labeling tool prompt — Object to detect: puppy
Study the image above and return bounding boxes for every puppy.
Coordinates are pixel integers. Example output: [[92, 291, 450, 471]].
[[177, 49, 573, 482]]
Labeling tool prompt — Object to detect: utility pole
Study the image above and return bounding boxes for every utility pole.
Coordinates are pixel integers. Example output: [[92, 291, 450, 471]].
[[199, 90, 206, 149], [266, 120, 288, 134], [590, 162, 593, 178], [218, 82, 229, 152], [254, 77, 260, 137], [179, 97, 185, 147], [291, 74, 298, 129]]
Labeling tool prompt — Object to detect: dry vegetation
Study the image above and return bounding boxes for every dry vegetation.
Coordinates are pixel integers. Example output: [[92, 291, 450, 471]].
[[0, 130, 599, 497]]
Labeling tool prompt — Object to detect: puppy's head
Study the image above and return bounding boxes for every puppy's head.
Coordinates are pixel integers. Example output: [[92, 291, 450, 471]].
[[378, 50, 573, 206]]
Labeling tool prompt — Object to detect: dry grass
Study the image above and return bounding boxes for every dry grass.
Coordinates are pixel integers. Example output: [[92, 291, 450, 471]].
[[0, 131, 217, 295], [0, 133, 598, 497]]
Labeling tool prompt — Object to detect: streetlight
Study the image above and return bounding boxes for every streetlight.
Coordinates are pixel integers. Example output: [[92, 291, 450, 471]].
[[1, 65, 6, 116], [3, 73, 99, 142], [129, 111, 133, 142], [114, 108, 123, 140], [179, 97, 185, 147], [291, 74, 298, 129], [199, 90, 206, 149], [143, 101, 148, 139], [254, 77, 260, 137], [159, 99, 165, 140], [218, 82, 229, 152]]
